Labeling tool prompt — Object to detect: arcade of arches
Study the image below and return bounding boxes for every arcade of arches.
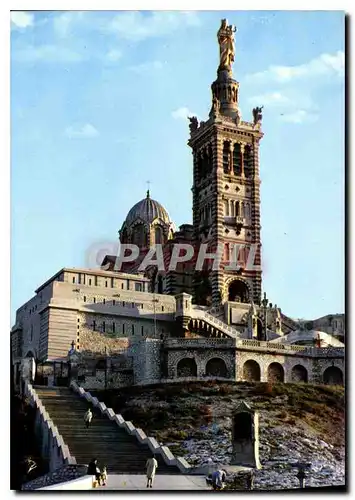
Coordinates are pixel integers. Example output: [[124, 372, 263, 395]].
[[176, 357, 228, 378], [174, 356, 343, 386]]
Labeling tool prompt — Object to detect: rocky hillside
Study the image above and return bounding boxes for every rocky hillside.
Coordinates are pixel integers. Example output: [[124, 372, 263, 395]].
[[92, 381, 345, 490]]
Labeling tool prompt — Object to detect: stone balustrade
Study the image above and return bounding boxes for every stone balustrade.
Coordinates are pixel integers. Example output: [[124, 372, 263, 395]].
[[164, 338, 236, 348], [70, 381, 192, 474], [236, 339, 345, 358]]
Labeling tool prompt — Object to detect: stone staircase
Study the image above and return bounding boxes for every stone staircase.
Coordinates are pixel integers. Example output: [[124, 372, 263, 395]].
[[34, 386, 181, 475]]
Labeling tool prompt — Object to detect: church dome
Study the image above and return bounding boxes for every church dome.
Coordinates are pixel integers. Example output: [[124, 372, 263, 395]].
[[125, 191, 171, 226]]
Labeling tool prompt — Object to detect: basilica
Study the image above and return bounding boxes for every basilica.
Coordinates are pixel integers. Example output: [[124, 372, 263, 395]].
[[11, 20, 345, 390]]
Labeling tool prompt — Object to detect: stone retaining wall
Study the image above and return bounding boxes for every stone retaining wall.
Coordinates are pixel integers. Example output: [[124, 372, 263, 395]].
[[70, 381, 192, 474], [24, 380, 76, 472]]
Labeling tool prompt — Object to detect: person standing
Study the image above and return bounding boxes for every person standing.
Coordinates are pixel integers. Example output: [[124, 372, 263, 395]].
[[84, 408, 93, 429], [145, 455, 158, 488], [87, 458, 101, 485]]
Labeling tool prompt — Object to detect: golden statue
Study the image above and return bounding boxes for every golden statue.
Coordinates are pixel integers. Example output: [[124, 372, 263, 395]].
[[217, 19, 237, 71]]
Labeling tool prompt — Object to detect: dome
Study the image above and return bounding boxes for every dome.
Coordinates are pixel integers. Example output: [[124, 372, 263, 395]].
[[124, 191, 171, 226]]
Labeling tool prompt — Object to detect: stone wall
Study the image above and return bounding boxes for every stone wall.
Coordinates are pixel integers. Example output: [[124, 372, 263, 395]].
[[79, 370, 133, 390]]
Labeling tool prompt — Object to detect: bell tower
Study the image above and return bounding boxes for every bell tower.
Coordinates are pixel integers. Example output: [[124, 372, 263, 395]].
[[188, 19, 264, 306]]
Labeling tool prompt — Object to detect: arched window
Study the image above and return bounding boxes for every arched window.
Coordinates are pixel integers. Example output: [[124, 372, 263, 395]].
[[132, 224, 148, 248]]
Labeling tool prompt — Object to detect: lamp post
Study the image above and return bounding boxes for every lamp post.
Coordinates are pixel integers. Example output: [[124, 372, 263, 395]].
[[261, 292, 269, 341]]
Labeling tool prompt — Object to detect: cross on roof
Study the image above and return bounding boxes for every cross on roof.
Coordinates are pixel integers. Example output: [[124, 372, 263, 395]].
[[146, 180, 151, 198]]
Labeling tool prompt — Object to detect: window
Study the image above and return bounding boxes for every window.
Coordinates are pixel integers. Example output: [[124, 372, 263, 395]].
[[135, 282, 142, 292], [123, 301, 126, 307], [95, 276, 98, 286], [93, 320, 96, 331], [113, 300, 116, 306], [93, 297, 96, 304], [113, 322, 115, 333], [141, 304, 144, 309], [121, 283, 124, 289], [89, 278, 92, 286], [127, 280, 130, 290], [83, 296, 86, 303], [132, 324, 135, 335], [132, 302, 135, 308], [105, 281, 108, 288], [103, 299, 106, 304], [72, 277, 76, 283], [162, 306, 164, 312], [141, 326, 144, 336], [111, 278, 114, 288], [78, 273, 82, 284], [102, 321, 105, 333], [122, 323, 125, 335], [78, 318, 80, 323]]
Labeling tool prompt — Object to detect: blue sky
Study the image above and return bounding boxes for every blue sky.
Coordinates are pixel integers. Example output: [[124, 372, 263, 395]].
[[10, 10, 345, 322]]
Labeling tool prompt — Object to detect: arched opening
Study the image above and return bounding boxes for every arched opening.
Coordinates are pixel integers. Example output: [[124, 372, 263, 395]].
[[267, 362, 284, 383], [228, 280, 249, 303], [205, 358, 228, 378], [291, 364, 308, 383], [243, 360, 261, 382], [155, 226, 163, 245], [223, 141, 230, 173], [177, 358, 197, 377], [233, 143, 241, 176], [256, 319, 263, 341], [323, 366, 343, 386]]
